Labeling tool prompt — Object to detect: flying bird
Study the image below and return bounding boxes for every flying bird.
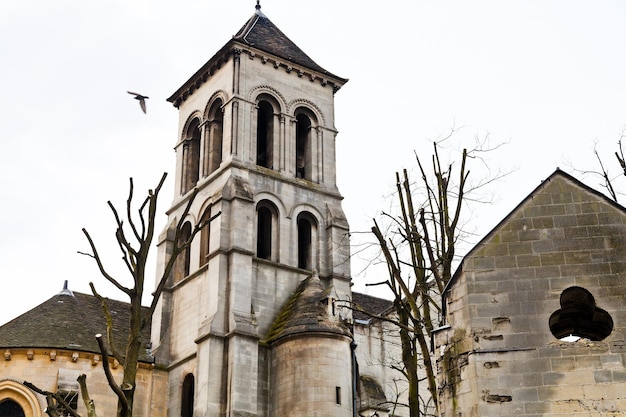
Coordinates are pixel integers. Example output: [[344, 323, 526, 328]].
[[127, 91, 149, 114]]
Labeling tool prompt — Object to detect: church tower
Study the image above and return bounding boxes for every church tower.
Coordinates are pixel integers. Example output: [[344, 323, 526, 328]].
[[151, 3, 353, 416]]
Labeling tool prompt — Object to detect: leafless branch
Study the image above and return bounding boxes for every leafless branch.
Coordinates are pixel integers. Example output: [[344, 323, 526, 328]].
[[23, 381, 81, 417], [95, 334, 129, 415], [596, 146, 619, 202], [80, 228, 131, 296], [146, 194, 221, 324], [89, 283, 124, 363]]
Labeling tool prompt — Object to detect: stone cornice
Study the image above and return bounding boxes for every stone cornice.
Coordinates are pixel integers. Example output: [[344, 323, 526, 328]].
[[166, 161, 344, 216], [1, 347, 155, 369]]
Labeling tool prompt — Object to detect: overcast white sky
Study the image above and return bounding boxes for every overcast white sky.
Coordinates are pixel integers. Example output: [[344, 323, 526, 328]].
[[1, 1, 626, 325]]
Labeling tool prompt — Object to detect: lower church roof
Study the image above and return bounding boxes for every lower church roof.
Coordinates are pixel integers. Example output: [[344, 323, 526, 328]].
[[0, 283, 151, 361]]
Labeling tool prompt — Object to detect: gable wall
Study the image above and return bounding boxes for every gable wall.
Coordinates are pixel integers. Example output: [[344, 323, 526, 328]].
[[435, 174, 626, 416]]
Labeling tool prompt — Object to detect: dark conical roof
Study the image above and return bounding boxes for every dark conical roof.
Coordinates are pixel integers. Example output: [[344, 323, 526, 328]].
[[0, 285, 152, 361], [264, 275, 351, 345]]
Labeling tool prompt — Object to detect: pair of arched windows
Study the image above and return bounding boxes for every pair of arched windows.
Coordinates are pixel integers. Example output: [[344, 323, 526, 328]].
[[256, 202, 317, 270], [255, 98, 315, 181], [173, 207, 213, 283], [181, 100, 224, 195]]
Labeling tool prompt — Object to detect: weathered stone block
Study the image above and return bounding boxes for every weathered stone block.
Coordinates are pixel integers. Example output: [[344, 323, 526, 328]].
[[512, 387, 539, 402], [550, 357, 575, 371], [516, 254, 541, 267], [532, 216, 555, 229]]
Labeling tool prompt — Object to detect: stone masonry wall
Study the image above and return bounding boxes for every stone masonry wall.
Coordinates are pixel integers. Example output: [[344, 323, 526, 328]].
[[0, 349, 167, 417], [270, 335, 353, 417], [354, 320, 411, 416], [435, 172, 626, 417]]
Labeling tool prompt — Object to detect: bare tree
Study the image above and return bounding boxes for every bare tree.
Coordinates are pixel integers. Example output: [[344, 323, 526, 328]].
[[361, 134, 505, 417], [24, 172, 219, 417], [571, 129, 626, 203], [596, 131, 626, 203]]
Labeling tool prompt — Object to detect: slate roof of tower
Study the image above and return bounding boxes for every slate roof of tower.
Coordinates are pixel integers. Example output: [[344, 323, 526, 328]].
[[232, 7, 342, 79], [0, 288, 152, 362], [167, 6, 347, 107]]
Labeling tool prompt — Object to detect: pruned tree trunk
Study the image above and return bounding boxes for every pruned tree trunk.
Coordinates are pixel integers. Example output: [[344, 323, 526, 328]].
[[364, 135, 505, 416], [78, 173, 219, 417], [77, 374, 97, 417], [24, 172, 220, 417]]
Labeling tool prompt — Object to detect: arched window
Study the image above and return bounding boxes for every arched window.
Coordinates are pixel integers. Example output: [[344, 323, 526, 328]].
[[181, 374, 195, 417], [175, 222, 192, 282], [256, 100, 274, 169], [205, 100, 223, 176], [297, 213, 317, 270], [295, 113, 312, 180], [257, 201, 278, 261], [0, 399, 25, 417], [0, 380, 40, 417], [549, 286, 613, 341], [199, 208, 212, 267], [182, 119, 201, 194]]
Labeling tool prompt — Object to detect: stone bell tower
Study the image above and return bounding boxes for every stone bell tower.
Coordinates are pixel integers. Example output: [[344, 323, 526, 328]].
[[151, 3, 353, 416]]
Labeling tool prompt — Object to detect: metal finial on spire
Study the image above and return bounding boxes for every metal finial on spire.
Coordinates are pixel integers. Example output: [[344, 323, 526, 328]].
[[254, 0, 265, 17]]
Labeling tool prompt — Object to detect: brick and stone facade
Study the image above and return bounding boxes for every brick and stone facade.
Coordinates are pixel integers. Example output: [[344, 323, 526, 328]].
[[434, 169, 626, 416]]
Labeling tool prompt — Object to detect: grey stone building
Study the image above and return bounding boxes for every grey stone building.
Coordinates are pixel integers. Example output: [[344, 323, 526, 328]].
[[149, 3, 406, 417], [0, 4, 406, 417], [5, 3, 626, 417], [434, 169, 626, 416]]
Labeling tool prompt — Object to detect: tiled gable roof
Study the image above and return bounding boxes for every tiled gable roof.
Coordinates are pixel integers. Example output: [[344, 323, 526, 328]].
[[0, 289, 152, 361], [352, 292, 394, 323]]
